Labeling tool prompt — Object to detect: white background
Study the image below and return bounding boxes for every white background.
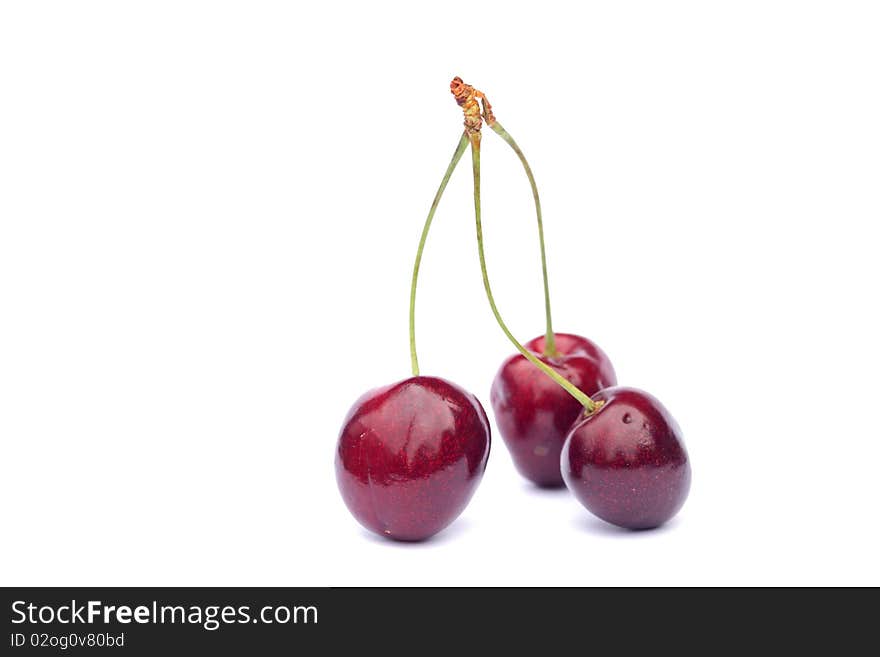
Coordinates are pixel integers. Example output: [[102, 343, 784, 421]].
[[2, 1, 878, 586]]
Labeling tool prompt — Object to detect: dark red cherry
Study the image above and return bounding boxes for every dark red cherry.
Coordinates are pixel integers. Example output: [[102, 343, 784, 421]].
[[490, 333, 616, 487], [561, 386, 691, 529], [335, 376, 490, 541]]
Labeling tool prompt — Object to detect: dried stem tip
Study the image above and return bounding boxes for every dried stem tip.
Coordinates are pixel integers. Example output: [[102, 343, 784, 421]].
[[450, 76, 496, 135]]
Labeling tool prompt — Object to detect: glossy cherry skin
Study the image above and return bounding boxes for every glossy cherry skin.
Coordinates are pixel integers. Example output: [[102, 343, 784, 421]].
[[335, 376, 490, 541], [561, 386, 691, 529], [490, 333, 616, 487]]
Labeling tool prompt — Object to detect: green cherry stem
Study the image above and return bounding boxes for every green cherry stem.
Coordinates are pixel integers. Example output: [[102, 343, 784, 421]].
[[489, 121, 557, 357], [409, 131, 469, 376], [469, 132, 596, 412]]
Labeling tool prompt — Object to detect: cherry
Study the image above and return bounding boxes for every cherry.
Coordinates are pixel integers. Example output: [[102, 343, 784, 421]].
[[561, 386, 691, 529], [456, 78, 607, 485], [491, 333, 617, 486], [453, 78, 619, 486], [336, 115, 486, 541], [336, 376, 490, 541]]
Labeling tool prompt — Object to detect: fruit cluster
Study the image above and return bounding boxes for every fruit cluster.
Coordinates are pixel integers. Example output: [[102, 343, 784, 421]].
[[335, 78, 691, 540]]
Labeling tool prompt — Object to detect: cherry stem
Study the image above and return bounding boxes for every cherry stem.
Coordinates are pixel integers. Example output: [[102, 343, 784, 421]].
[[469, 133, 596, 412], [489, 121, 557, 358], [409, 131, 470, 376]]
